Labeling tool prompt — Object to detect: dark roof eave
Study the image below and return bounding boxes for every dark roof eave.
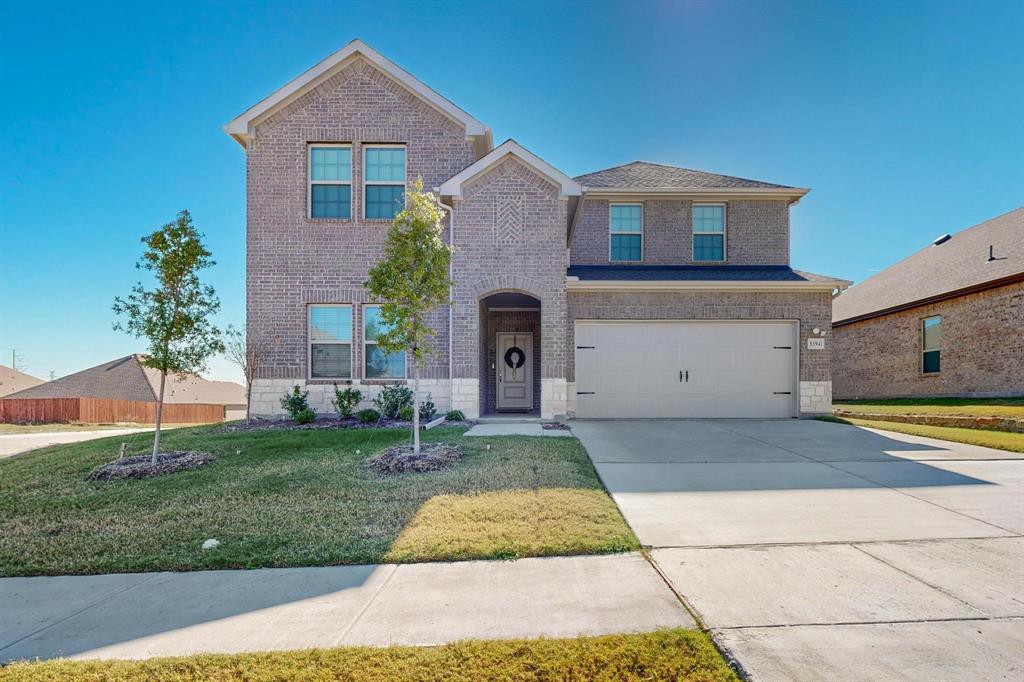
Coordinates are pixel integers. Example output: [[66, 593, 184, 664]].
[[833, 270, 1024, 326]]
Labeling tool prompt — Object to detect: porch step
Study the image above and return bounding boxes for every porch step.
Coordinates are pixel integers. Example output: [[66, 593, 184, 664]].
[[476, 416, 544, 424]]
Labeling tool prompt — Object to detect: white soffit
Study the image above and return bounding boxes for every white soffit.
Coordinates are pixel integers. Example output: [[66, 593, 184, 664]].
[[439, 140, 583, 198], [224, 39, 490, 147]]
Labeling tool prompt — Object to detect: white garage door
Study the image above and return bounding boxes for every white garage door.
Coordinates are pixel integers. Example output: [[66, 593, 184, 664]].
[[574, 321, 797, 418]]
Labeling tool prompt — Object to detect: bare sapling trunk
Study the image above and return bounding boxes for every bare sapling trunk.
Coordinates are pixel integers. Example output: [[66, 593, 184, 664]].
[[244, 382, 252, 425], [152, 369, 166, 463], [412, 352, 421, 454]]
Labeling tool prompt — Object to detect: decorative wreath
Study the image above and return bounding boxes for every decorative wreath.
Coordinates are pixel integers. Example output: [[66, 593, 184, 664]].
[[503, 346, 526, 369]]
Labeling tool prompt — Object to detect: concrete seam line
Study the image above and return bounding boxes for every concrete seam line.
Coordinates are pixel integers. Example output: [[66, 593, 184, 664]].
[[648, 535, 1021, 551], [717, 615, 1009, 631], [0, 572, 163, 654], [850, 544, 990, 616], [333, 564, 399, 646]]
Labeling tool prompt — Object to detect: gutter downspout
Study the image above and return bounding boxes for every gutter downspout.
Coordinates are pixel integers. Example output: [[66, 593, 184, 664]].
[[435, 193, 455, 403]]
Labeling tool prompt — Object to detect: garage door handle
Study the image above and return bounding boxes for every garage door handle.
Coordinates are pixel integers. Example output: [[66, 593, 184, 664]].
[[773, 346, 792, 350], [773, 391, 792, 395], [680, 370, 688, 382]]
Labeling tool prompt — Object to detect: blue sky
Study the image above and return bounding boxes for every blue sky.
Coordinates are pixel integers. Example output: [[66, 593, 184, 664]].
[[2, 0, 1021, 382]]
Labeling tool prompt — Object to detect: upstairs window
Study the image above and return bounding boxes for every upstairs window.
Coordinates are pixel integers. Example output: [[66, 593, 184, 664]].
[[309, 305, 352, 379], [693, 204, 726, 261], [609, 204, 643, 261], [363, 305, 407, 379], [922, 315, 941, 373], [309, 146, 352, 219], [364, 146, 406, 219]]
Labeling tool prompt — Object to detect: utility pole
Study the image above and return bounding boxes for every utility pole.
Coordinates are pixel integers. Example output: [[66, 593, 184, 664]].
[[11, 349, 26, 372]]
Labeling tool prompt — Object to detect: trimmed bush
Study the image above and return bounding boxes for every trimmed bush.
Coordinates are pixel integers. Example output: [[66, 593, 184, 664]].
[[331, 386, 363, 418], [398, 405, 414, 421], [357, 408, 381, 424], [445, 410, 465, 422], [280, 386, 314, 424], [374, 385, 413, 419], [419, 396, 436, 421]]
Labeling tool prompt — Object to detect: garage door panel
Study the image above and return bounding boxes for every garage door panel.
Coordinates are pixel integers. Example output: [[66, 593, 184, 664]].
[[575, 321, 797, 419]]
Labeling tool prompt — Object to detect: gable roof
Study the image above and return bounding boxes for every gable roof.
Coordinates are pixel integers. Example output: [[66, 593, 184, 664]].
[[224, 39, 491, 152], [4, 355, 246, 405], [438, 139, 582, 198], [0, 365, 43, 398], [574, 161, 809, 202], [833, 207, 1024, 325]]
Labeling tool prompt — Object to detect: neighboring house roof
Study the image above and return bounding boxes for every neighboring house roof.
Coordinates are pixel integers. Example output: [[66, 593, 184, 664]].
[[567, 265, 849, 291], [833, 207, 1024, 326], [574, 161, 809, 203], [438, 139, 582, 198], [224, 39, 491, 154], [0, 365, 43, 398], [4, 355, 246, 405]]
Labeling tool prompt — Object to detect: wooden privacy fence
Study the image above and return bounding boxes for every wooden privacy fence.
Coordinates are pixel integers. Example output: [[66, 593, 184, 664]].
[[0, 398, 225, 424]]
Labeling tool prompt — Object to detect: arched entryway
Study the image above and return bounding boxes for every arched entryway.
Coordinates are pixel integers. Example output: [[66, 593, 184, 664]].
[[479, 291, 542, 416]]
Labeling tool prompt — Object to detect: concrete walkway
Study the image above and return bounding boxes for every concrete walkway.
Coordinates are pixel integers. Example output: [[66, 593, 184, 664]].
[[464, 423, 573, 437], [0, 552, 693, 663], [0, 429, 153, 460], [573, 419, 1024, 681]]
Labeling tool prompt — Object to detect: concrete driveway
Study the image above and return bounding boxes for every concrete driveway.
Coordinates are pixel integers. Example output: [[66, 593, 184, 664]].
[[0, 429, 153, 460], [573, 419, 1024, 681]]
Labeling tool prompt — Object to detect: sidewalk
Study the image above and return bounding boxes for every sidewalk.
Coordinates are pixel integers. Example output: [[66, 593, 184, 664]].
[[0, 429, 152, 460], [0, 552, 693, 663]]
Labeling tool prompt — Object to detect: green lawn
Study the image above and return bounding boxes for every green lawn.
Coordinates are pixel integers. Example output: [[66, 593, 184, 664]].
[[834, 398, 1024, 419], [0, 630, 738, 682], [0, 425, 638, 576], [823, 416, 1024, 453]]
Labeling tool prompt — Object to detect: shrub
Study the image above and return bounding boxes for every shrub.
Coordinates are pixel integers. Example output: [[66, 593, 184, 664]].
[[374, 385, 413, 419], [419, 396, 436, 421], [357, 408, 381, 424], [445, 410, 465, 422], [331, 386, 363, 418], [398, 405, 414, 421], [280, 386, 314, 423]]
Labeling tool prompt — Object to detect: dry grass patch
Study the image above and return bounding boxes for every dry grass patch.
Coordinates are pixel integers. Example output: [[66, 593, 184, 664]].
[[0, 629, 738, 682], [825, 416, 1024, 453], [385, 488, 639, 562]]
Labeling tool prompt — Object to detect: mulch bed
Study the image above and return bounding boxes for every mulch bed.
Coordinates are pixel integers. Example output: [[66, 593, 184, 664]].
[[542, 422, 571, 431], [366, 442, 462, 474], [219, 416, 473, 433], [87, 451, 215, 481]]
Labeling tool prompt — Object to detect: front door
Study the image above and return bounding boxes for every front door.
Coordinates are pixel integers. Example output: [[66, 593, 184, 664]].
[[496, 332, 533, 411]]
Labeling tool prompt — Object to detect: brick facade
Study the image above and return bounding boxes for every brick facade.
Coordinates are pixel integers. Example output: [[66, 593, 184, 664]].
[[570, 198, 789, 266], [832, 282, 1024, 398]]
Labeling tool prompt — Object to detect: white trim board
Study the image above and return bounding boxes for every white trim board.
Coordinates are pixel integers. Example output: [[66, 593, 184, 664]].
[[224, 39, 491, 149], [439, 140, 583, 199]]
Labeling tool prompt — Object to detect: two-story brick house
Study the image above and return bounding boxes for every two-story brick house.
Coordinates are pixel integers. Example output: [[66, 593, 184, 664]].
[[226, 40, 847, 420]]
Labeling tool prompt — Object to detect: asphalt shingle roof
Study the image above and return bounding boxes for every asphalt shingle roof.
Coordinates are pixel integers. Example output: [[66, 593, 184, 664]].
[[833, 207, 1024, 324], [567, 265, 839, 283], [574, 161, 795, 190]]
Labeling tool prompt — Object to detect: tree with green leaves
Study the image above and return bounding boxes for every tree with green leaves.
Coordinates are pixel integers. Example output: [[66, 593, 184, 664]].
[[365, 178, 452, 454], [113, 210, 224, 463]]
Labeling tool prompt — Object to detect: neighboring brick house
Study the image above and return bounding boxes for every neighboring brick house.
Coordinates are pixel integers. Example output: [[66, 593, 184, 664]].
[[832, 208, 1024, 399], [226, 40, 847, 419]]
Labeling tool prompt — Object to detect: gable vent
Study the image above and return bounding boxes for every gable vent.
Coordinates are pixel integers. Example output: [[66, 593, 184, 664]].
[[932, 233, 952, 246]]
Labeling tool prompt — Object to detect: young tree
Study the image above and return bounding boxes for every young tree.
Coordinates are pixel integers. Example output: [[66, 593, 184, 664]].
[[365, 178, 452, 454], [223, 324, 269, 424], [113, 210, 224, 463]]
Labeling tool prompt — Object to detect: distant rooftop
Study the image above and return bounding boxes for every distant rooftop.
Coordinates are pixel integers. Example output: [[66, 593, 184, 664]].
[[833, 207, 1024, 325]]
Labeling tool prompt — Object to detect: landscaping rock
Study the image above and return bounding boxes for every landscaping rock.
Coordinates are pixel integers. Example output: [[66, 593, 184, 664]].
[[202, 539, 220, 550], [833, 410, 1024, 433], [366, 443, 462, 474], [87, 451, 215, 481]]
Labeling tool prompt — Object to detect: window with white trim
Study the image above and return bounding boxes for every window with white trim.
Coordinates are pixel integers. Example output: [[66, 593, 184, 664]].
[[922, 315, 941, 374], [308, 145, 352, 219], [363, 305, 407, 379], [692, 204, 726, 261], [309, 305, 352, 379], [363, 146, 406, 219], [609, 204, 643, 262]]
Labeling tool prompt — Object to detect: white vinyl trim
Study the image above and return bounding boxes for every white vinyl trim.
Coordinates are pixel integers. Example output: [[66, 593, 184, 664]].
[[225, 40, 489, 147]]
